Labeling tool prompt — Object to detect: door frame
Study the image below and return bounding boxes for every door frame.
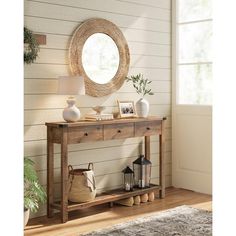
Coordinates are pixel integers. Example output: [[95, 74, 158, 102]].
[[171, 0, 212, 194]]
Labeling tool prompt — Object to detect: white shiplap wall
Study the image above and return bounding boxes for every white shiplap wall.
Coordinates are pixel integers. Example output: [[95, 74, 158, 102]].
[[24, 0, 171, 218]]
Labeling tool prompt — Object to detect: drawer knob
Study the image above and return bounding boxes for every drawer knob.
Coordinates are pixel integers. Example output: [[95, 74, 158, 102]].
[[146, 127, 150, 130], [84, 132, 88, 136], [117, 130, 121, 133]]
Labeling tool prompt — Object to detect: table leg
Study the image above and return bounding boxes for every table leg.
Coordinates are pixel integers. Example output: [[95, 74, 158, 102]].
[[159, 120, 166, 198], [145, 136, 150, 160], [61, 126, 68, 223], [47, 127, 54, 217]]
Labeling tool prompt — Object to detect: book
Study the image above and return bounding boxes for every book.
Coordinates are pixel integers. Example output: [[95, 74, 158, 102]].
[[84, 113, 114, 121]]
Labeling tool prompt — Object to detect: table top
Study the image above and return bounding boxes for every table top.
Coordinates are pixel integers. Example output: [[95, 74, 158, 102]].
[[45, 116, 166, 128]]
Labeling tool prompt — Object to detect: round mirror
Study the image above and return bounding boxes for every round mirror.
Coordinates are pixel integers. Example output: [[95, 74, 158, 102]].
[[82, 33, 120, 84], [69, 18, 130, 97]]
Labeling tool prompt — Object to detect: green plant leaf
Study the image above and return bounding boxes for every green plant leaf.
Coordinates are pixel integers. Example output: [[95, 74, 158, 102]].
[[125, 73, 154, 97], [24, 157, 46, 212]]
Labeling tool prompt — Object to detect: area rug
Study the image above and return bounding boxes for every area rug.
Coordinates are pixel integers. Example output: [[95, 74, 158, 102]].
[[81, 205, 212, 236]]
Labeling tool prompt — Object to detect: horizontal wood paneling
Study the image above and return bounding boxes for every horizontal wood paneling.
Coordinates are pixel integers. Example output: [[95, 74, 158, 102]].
[[26, 0, 170, 21], [24, 63, 171, 80], [24, 94, 171, 112], [24, 79, 171, 94], [117, 0, 171, 10], [25, 1, 171, 32], [33, 48, 170, 67], [37, 34, 171, 56], [24, 16, 170, 42], [24, 0, 171, 218]]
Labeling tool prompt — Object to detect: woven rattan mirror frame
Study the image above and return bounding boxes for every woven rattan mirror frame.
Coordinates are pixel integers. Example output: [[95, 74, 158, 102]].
[[69, 18, 130, 97]]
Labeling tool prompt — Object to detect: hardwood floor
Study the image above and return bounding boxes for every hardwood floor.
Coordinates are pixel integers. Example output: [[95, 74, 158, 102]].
[[24, 187, 212, 236]]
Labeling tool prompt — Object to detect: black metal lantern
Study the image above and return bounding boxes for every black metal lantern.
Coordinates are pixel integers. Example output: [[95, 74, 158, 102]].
[[122, 166, 134, 191], [133, 155, 152, 188]]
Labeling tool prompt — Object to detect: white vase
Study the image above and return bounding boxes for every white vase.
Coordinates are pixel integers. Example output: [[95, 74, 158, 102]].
[[24, 208, 30, 227], [136, 98, 149, 118], [63, 98, 81, 122]]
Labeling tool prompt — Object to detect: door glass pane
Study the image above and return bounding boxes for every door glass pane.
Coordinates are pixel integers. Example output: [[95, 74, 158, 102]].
[[179, 0, 212, 22], [179, 21, 212, 63], [178, 64, 212, 105]]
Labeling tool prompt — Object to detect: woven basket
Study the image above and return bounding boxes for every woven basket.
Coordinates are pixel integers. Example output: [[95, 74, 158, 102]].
[[68, 163, 96, 203]]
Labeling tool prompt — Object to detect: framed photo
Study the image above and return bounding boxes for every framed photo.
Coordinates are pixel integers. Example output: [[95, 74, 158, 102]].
[[117, 100, 137, 118]]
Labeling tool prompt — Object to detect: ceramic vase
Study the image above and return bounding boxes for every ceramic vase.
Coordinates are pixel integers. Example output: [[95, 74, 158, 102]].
[[136, 98, 149, 118], [63, 98, 81, 122]]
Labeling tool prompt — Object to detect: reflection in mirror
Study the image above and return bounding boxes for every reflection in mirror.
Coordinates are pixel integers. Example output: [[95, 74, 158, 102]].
[[82, 33, 120, 84]]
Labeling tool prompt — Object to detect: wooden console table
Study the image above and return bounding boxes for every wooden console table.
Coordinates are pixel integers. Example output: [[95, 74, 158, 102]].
[[46, 116, 166, 223]]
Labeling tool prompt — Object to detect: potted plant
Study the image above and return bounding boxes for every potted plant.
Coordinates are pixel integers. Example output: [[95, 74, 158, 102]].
[[24, 157, 46, 226], [125, 73, 154, 117]]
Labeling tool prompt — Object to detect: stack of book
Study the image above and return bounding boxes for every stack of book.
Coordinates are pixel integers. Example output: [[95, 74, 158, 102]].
[[84, 113, 114, 121]]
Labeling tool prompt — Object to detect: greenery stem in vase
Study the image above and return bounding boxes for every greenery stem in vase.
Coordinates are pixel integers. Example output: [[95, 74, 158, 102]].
[[125, 73, 154, 117], [125, 73, 154, 98]]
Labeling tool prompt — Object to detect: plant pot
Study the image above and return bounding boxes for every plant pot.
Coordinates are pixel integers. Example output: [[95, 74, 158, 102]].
[[136, 98, 149, 118], [24, 208, 30, 227]]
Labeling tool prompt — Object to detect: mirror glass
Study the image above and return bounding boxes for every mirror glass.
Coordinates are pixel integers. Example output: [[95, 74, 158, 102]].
[[82, 33, 120, 84]]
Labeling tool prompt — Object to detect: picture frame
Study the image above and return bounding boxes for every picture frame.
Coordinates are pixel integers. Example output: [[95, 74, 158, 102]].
[[117, 100, 137, 118]]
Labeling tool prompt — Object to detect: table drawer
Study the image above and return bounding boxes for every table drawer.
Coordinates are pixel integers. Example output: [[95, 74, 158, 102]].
[[68, 125, 103, 143], [104, 123, 134, 140], [135, 121, 161, 137]]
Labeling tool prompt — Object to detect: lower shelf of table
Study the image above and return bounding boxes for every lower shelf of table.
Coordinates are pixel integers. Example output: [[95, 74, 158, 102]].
[[51, 184, 161, 212]]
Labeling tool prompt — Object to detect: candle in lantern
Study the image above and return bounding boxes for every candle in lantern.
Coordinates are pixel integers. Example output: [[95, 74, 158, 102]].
[[133, 155, 152, 189], [138, 179, 145, 188], [122, 166, 134, 191], [125, 183, 130, 191]]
